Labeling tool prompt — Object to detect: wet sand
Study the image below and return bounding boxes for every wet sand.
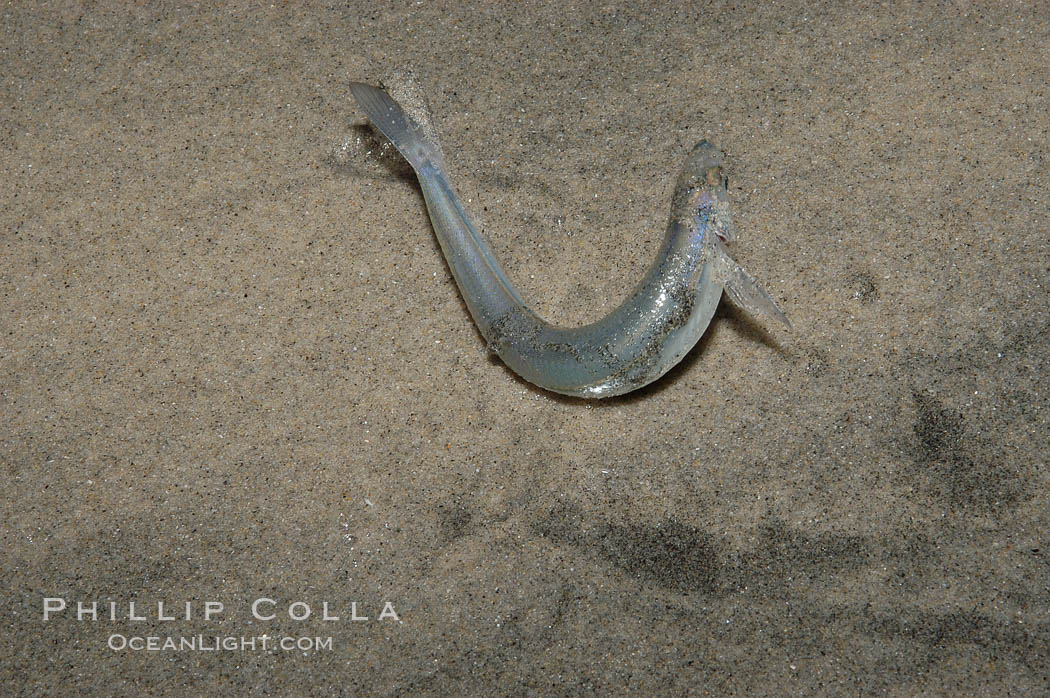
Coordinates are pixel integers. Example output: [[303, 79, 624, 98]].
[[3, 2, 1048, 694]]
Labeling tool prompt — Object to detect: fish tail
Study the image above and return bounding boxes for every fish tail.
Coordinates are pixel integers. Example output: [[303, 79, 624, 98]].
[[349, 82, 442, 171]]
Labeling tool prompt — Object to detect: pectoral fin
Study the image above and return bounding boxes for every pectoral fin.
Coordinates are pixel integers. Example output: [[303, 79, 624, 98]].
[[710, 236, 791, 329]]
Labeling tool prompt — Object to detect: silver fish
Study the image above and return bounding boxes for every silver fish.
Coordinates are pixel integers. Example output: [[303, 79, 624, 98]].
[[350, 82, 789, 397]]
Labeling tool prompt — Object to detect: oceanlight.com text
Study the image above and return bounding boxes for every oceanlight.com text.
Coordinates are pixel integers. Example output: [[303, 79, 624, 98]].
[[107, 633, 334, 652]]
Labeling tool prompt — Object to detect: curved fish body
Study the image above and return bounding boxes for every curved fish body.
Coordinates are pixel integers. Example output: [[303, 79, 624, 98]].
[[349, 82, 788, 398]]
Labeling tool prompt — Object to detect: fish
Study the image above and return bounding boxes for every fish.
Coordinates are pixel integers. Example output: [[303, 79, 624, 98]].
[[349, 82, 789, 398]]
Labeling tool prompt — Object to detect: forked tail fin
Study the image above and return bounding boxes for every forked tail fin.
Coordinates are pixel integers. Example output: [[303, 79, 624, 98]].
[[349, 82, 442, 171]]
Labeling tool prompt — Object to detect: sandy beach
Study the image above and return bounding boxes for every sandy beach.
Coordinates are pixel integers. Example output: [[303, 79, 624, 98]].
[[3, 2, 1048, 694]]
